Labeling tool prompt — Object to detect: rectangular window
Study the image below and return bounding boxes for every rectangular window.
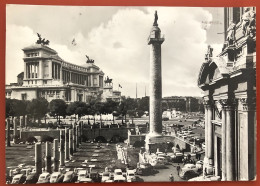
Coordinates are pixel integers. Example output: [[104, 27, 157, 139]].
[[21, 94, 27, 100]]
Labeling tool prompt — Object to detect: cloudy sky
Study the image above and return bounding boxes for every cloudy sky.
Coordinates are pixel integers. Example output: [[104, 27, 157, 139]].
[[6, 5, 224, 98]]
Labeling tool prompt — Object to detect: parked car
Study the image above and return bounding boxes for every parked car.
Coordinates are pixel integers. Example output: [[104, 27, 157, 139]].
[[50, 172, 63, 183], [126, 170, 136, 182], [77, 170, 87, 182], [88, 171, 101, 182], [37, 172, 51, 184], [101, 172, 111, 182], [24, 173, 38, 184], [114, 175, 126, 182], [114, 169, 123, 176], [63, 171, 77, 183], [11, 174, 26, 184], [78, 178, 93, 183], [171, 152, 184, 163], [179, 164, 200, 180]]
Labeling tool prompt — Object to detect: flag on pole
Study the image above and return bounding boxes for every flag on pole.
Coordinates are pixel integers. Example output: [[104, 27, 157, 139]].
[[119, 84, 122, 88], [72, 38, 77, 46]]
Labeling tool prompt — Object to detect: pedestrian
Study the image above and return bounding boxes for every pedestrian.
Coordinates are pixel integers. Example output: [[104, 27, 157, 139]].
[[169, 174, 174, 182], [176, 164, 181, 176]]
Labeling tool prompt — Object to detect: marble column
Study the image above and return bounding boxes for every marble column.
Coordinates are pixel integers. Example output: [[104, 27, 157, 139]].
[[13, 117, 17, 137], [147, 15, 164, 136], [226, 105, 235, 181], [69, 129, 73, 156], [53, 139, 59, 172], [73, 123, 76, 152], [65, 128, 69, 160], [45, 142, 52, 173], [76, 125, 79, 148], [221, 102, 227, 181], [6, 118, 11, 147], [207, 105, 214, 164], [59, 130, 65, 167], [24, 115, 28, 128], [35, 143, 42, 175]]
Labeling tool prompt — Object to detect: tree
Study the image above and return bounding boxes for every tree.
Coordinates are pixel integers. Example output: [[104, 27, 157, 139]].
[[67, 101, 87, 121], [49, 99, 67, 125], [127, 110, 136, 124], [137, 97, 149, 114], [26, 98, 49, 124]]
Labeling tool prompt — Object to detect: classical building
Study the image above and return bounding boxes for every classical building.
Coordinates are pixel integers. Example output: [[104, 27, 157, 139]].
[[198, 7, 256, 181], [6, 43, 121, 102]]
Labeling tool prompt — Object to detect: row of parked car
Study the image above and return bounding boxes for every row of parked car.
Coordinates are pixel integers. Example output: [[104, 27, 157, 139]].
[[9, 167, 138, 184]]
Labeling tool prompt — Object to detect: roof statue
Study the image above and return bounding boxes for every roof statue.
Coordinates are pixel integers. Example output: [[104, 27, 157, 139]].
[[36, 33, 49, 45], [153, 10, 158, 26], [86, 55, 94, 63], [104, 76, 113, 84], [241, 7, 256, 37]]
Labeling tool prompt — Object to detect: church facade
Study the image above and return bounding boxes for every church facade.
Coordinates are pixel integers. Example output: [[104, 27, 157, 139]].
[[6, 43, 121, 103], [198, 7, 256, 181]]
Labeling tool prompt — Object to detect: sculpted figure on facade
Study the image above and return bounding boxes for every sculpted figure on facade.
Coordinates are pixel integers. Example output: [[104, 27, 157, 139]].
[[205, 45, 213, 61], [242, 7, 256, 37], [226, 21, 236, 45]]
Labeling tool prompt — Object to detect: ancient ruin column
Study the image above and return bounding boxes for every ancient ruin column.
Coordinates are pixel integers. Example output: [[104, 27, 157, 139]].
[[19, 117, 23, 139], [65, 128, 69, 160], [6, 118, 11, 147], [207, 105, 213, 164], [73, 124, 76, 152], [24, 115, 28, 128], [13, 117, 18, 140], [53, 139, 59, 172], [226, 105, 235, 181], [45, 142, 52, 173], [221, 103, 227, 181], [147, 12, 164, 136], [60, 130, 65, 167], [35, 143, 42, 175], [69, 129, 73, 156], [76, 125, 79, 148]]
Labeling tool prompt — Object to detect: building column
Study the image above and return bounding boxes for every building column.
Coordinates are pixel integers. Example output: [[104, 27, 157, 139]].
[[53, 139, 59, 172], [35, 143, 42, 175], [65, 128, 69, 160], [6, 118, 11, 147], [13, 117, 18, 143], [220, 100, 227, 181], [45, 142, 52, 173], [239, 98, 256, 180], [59, 130, 65, 167], [69, 129, 73, 157], [207, 105, 214, 163], [226, 104, 235, 181]]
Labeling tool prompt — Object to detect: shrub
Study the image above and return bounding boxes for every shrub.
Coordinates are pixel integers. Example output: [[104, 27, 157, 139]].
[[41, 135, 54, 143]]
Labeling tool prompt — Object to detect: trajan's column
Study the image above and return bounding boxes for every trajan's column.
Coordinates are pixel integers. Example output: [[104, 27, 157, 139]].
[[146, 11, 171, 152]]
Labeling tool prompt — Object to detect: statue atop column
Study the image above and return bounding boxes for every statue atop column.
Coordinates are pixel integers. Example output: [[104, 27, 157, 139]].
[[153, 11, 158, 26]]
